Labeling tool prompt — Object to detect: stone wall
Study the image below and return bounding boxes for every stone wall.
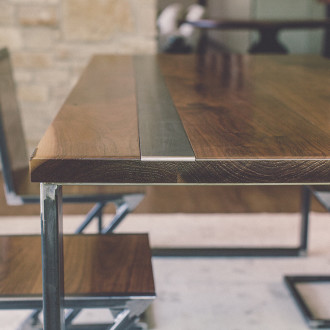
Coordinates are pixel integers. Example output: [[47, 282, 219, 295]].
[[0, 0, 156, 153]]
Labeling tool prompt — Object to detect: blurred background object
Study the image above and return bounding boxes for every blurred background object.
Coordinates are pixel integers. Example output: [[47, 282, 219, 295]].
[[157, 0, 329, 54], [0, 0, 157, 156], [157, 3, 206, 52]]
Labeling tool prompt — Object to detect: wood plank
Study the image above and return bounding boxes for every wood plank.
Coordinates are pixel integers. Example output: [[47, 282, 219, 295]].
[[134, 56, 195, 161], [30, 158, 330, 184], [158, 54, 330, 160], [13, 167, 145, 197], [30, 54, 330, 184], [0, 234, 154, 296], [32, 55, 140, 161], [252, 56, 330, 135]]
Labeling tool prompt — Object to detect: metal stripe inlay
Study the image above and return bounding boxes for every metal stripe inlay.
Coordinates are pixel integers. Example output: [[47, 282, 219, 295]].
[[134, 55, 195, 161]]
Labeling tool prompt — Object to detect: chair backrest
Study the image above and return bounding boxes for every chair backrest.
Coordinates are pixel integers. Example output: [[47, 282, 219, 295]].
[[0, 48, 29, 200]]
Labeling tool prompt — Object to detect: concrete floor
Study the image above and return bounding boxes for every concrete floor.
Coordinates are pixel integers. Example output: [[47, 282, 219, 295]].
[[0, 212, 329, 330]]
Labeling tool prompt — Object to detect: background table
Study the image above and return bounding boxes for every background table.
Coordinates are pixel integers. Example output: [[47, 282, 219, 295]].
[[185, 18, 330, 53], [30, 53, 330, 329]]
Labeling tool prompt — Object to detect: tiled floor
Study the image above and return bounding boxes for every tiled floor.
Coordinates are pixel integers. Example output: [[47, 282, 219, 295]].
[[0, 212, 329, 330]]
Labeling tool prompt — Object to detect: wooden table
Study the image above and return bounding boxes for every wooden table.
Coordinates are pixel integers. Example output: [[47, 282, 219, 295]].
[[186, 18, 330, 53], [30, 53, 330, 329]]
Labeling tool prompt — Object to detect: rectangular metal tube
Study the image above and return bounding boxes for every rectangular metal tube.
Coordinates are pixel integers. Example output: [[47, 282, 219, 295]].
[[41, 183, 64, 330], [134, 55, 195, 161]]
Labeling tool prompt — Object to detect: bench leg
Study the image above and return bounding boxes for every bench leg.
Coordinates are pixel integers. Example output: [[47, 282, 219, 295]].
[[41, 183, 65, 330]]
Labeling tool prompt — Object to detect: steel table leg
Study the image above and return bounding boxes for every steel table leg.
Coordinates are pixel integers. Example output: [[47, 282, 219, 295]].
[[41, 183, 65, 330]]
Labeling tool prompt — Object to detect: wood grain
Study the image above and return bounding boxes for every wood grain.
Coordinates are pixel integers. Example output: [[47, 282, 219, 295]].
[[158, 54, 330, 160], [13, 166, 145, 198], [0, 49, 145, 203], [30, 54, 330, 184], [0, 234, 154, 296], [31, 159, 330, 184], [33, 55, 140, 160]]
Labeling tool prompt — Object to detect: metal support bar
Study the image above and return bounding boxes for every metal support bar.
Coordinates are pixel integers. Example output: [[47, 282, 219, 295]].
[[152, 185, 310, 257], [285, 185, 330, 329], [65, 309, 82, 326], [152, 247, 303, 257], [66, 324, 145, 330], [110, 309, 138, 330], [102, 203, 130, 234], [152, 196, 309, 257], [284, 275, 330, 329], [75, 202, 106, 233], [300, 186, 311, 254], [66, 325, 112, 330], [41, 183, 64, 330], [98, 210, 103, 233]]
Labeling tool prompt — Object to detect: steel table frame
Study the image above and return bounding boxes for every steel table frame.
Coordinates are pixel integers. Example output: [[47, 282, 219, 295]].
[[41, 183, 154, 330]]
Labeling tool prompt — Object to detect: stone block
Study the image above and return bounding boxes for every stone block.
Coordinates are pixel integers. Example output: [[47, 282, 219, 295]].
[[21, 106, 53, 154], [17, 83, 49, 103], [110, 35, 156, 54], [22, 28, 59, 49], [63, 0, 134, 41], [0, 28, 22, 49], [18, 5, 58, 27], [130, 0, 156, 37], [0, 3, 15, 25], [35, 69, 70, 86], [9, 0, 58, 4], [51, 85, 73, 104], [12, 52, 53, 69], [13, 70, 33, 83], [55, 44, 94, 62]]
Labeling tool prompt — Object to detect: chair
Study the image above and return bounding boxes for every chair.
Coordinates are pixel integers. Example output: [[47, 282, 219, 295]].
[[285, 186, 330, 329], [0, 47, 145, 234], [0, 47, 153, 328]]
